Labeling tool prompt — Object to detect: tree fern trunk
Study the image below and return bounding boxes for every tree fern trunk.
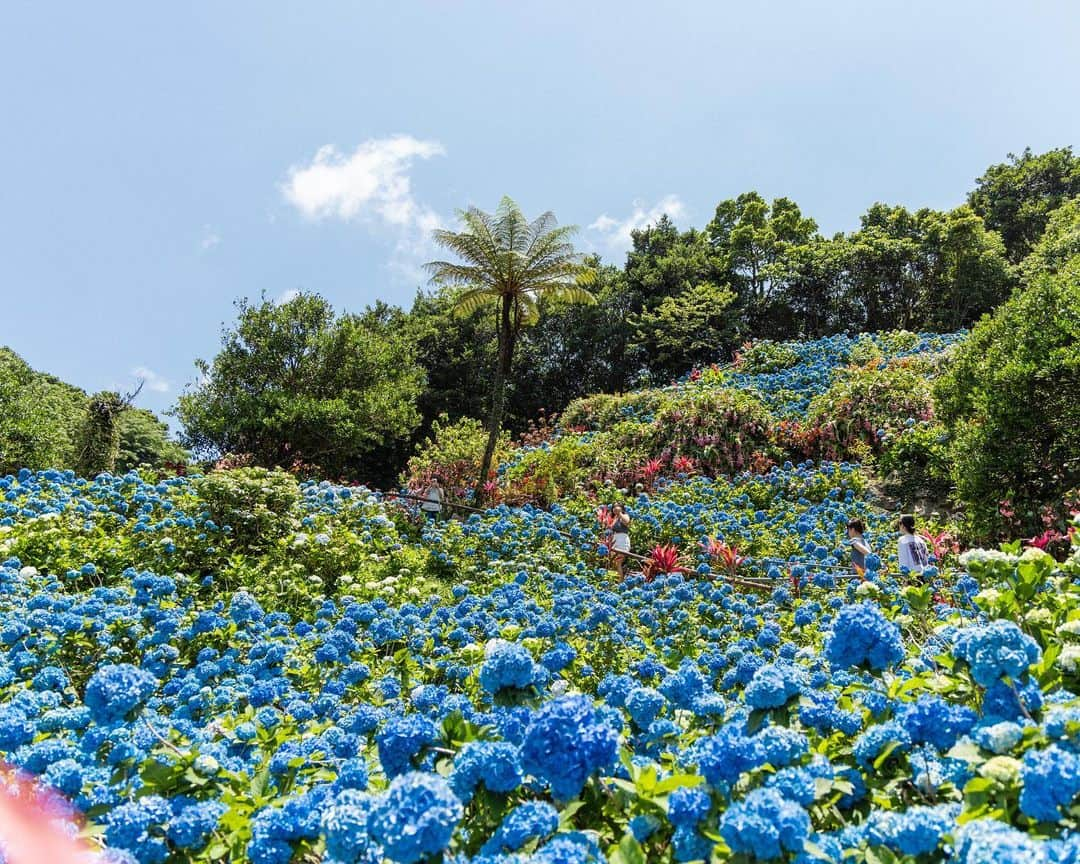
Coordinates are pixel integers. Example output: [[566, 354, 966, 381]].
[[477, 295, 515, 501]]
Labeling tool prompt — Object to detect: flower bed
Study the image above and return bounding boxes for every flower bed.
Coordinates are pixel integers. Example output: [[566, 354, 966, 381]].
[[1, 462, 1080, 863]]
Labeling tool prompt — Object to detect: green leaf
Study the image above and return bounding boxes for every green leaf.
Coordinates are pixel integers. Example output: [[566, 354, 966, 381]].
[[614, 834, 646, 864], [947, 741, 984, 764], [873, 740, 903, 771]]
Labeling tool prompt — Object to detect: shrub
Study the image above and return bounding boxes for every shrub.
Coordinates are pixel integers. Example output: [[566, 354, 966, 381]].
[[793, 356, 940, 461], [878, 422, 953, 503], [404, 415, 511, 500], [645, 387, 777, 476], [559, 391, 663, 432], [193, 467, 301, 551], [935, 255, 1080, 538], [501, 436, 592, 506], [74, 391, 126, 477], [734, 340, 800, 374]]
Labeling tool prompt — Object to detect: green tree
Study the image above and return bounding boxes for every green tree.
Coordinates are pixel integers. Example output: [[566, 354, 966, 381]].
[[707, 193, 819, 337], [0, 348, 84, 473], [116, 409, 187, 472], [777, 235, 855, 339], [507, 262, 634, 417], [935, 255, 1080, 537], [406, 288, 496, 440], [914, 205, 1014, 330], [969, 146, 1080, 262], [1022, 196, 1080, 280], [631, 281, 739, 381], [175, 292, 424, 484], [844, 204, 926, 331], [74, 391, 128, 477], [844, 204, 1013, 331], [426, 197, 596, 498], [622, 218, 719, 382]]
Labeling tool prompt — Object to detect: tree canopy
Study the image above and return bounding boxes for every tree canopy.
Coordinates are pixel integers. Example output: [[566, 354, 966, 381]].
[[174, 293, 424, 484]]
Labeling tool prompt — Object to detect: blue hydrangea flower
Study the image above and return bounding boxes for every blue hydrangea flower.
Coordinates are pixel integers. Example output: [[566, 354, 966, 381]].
[[625, 686, 666, 729], [953, 621, 1041, 688], [84, 664, 158, 724], [450, 740, 523, 801], [376, 714, 439, 778], [691, 724, 766, 787], [1019, 745, 1080, 823], [823, 603, 904, 671], [864, 803, 958, 856], [480, 800, 560, 855], [719, 787, 811, 860], [744, 663, 801, 710], [668, 785, 711, 827], [520, 695, 619, 800], [167, 800, 227, 849], [321, 789, 378, 864], [369, 772, 462, 864], [480, 640, 538, 694]]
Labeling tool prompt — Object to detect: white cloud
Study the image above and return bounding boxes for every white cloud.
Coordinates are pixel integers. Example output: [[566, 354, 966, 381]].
[[199, 224, 221, 251], [588, 194, 687, 252], [282, 135, 444, 239], [275, 288, 300, 306], [131, 366, 170, 394]]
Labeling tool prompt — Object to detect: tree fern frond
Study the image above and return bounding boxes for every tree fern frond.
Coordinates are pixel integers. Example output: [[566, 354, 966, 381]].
[[452, 287, 499, 317]]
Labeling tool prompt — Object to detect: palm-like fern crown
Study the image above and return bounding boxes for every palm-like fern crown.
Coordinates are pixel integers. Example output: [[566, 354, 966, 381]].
[[426, 196, 596, 325]]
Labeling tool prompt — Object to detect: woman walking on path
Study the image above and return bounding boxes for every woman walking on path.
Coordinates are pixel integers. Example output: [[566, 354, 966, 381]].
[[421, 476, 445, 521], [897, 514, 930, 577], [847, 518, 872, 578], [609, 503, 631, 579]]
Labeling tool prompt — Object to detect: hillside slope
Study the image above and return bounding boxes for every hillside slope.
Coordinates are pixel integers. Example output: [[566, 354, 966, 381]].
[[0, 331, 1078, 863]]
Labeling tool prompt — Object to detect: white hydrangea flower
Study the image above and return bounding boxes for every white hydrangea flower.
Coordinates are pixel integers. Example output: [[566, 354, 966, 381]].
[[979, 755, 1022, 783], [1059, 645, 1080, 673], [959, 548, 1018, 567]]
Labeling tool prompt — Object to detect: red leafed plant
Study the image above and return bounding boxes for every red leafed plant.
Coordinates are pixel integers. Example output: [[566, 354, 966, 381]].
[[596, 506, 616, 530], [703, 537, 744, 576], [1028, 529, 1063, 551], [671, 454, 698, 476], [644, 543, 681, 580], [640, 458, 664, 481], [920, 529, 955, 562]]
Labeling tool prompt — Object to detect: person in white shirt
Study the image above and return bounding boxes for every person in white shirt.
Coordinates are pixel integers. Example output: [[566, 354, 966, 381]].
[[421, 477, 444, 521], [897, 514, 929, 577]]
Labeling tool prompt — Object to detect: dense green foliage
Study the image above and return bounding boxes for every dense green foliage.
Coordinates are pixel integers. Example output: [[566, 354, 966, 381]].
[[395, 162, 1026, 465], [116, 409, 188, 472], [0, 347, 84, 473], [74, 391, 128, 477], [0, 347, 180, 476], [404, 415, 512, 499], [969, 146, 1080, 262], [175, 293, 424, 485], [936, 255, 1080, 538]]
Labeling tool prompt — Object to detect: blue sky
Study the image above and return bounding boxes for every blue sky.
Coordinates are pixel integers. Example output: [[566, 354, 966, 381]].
[[2, 1, 1079, 421]]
